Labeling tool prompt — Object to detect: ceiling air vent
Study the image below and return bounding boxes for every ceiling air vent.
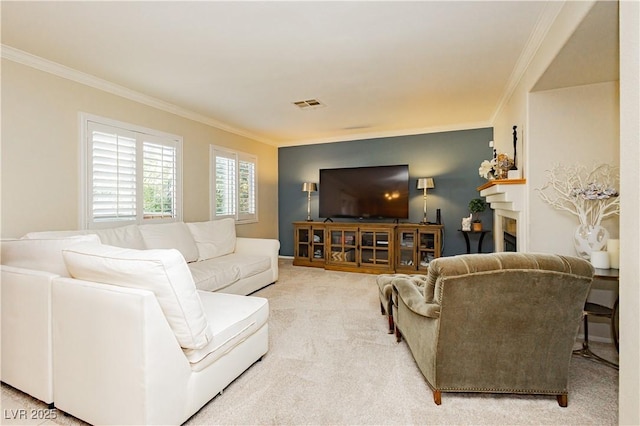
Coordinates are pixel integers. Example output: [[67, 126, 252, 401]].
[[293, 99, 325, 109]]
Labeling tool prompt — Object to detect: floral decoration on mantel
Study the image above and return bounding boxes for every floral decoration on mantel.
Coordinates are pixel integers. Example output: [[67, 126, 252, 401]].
[[537, 163, 620, 227], [479, 154, 514, 180]]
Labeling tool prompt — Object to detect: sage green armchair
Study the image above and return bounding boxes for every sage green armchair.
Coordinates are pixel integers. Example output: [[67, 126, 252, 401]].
[[392, 252, 593, 407]]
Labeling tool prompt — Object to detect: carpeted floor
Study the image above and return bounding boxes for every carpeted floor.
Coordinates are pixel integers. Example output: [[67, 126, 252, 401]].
[[1, 258, 619, 425]]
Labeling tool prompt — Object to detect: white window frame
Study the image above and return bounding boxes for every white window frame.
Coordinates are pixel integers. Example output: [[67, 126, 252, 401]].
[[210, 145, 258, 224], [79, 113, 183, 229]]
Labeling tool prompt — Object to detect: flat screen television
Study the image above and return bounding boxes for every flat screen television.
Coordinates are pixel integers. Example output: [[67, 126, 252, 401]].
[[319, 165, 410, 220]]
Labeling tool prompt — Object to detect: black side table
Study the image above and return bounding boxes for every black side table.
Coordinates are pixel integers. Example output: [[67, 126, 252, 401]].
[[572, 268, 619, 369], [458, 229, 491, 254]]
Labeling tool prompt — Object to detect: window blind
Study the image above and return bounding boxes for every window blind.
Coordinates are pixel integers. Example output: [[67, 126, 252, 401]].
[[89, 124, 137, 222]]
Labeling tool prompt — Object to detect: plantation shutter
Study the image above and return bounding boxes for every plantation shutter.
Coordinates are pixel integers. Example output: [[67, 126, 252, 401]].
[[143, 138, 178, 220], [211, 146, 258, 223], [84, 115, 182, 228], [238, 155, 256, 221], [214, 150, 237, 218], [88, 122, 137, 223]]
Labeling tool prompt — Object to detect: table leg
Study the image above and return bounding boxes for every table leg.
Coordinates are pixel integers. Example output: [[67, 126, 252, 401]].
[[462, 232, 470, 254], [478, 231, 487, 253]]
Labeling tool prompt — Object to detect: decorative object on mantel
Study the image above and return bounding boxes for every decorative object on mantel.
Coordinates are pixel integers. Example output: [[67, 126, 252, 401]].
[[510, 125, 518, 171], [479, 153, 514, 180], [508, 126, 523, 179], [494, 153, 514, 180], [468, 198, 487, 231], [537, 163, 620, 260]]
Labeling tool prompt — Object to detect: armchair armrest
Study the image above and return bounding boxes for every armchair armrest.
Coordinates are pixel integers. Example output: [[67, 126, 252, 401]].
[[394, 278, 440, 319]]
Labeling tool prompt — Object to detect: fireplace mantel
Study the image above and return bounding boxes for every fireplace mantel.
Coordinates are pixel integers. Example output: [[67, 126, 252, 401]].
[[478, 179, 527, 252], [477, 178, 526, 192]]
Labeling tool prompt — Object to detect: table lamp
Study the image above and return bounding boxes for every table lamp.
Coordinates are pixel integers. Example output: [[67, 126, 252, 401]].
[[417, 177, 435, 224], [302, 182, 317, 221]]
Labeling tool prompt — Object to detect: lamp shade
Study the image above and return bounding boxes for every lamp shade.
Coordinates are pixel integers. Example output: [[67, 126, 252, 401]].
[[416, 178, 435, 190], [302, 182, 317, 192]]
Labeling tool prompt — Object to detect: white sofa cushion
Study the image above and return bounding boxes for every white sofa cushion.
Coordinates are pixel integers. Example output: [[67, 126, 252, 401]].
[[231, 253, 272, 279], [188, 258, 241, 292], [24, 230, 89, 239], [24, 226, 146, 250], [138, 222, 199, 263], [92, 225, 146, 249], [186, 219, 236, 261], [1, 235, 101, 277], [62, 243, 212, 350], [183, 291, 269, 368]]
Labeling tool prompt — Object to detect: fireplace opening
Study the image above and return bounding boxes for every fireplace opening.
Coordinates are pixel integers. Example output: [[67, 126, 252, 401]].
[[502, 217, 517, 252]]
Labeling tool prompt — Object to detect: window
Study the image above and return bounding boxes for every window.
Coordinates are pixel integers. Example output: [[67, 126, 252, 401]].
[[210, 145, 257, 223], [81, 114, 182, 228]]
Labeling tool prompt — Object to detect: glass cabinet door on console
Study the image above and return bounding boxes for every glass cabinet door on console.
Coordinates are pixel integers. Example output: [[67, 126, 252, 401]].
[[396, 224, 443, 272], [396, 227, 418, 272], [327, 226, 358, 267], [417, 226, 442, 271], [293, 223, 326, 267], [359, 229, 392, 269]]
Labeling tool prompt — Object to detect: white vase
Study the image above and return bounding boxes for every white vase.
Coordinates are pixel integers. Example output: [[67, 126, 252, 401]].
[[574, 224, 610, 260]]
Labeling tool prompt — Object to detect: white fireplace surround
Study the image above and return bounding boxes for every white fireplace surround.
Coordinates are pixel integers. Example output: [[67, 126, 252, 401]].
[[479, 180, 527, 252]]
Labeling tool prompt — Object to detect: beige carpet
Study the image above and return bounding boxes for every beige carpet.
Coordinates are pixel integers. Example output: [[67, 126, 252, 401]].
[[1, 259, 619, 425], [187, 259, 618, 425]]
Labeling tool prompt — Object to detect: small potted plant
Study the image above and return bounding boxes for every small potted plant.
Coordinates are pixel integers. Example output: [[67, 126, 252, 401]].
[[468, 198, 487, 231]]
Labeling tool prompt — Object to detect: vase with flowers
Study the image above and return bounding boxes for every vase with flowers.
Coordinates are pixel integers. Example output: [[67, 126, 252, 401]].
[[537, 163, 620, 259], [479, 153, 514, 180]]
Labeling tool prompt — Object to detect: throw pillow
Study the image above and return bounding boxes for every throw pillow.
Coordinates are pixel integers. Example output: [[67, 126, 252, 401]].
[[138, 222, 199, 263], [186, 218, 236, 261], [62, 243, 212, 350]]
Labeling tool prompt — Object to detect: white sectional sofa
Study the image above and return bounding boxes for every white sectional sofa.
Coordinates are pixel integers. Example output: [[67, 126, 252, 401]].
[[22, 218, 280, 295], [0, 219, 280, 425]]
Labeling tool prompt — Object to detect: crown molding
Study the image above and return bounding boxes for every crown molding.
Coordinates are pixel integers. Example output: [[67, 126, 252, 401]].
[[490, 1, 565, 124], [1, 44, 276, 146], [277, 121, 493, 147]]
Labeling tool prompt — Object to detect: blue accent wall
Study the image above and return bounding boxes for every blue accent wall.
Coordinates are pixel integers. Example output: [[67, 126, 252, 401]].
[[278, 128, 494, 256]]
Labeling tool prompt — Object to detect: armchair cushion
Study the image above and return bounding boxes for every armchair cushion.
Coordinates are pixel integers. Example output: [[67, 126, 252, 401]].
[[393, 278, 439, 318], [62, 243, 212, 350]]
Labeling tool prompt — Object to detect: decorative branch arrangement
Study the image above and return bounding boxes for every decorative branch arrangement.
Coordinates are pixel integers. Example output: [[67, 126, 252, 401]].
[[537, 163, 620, 227]]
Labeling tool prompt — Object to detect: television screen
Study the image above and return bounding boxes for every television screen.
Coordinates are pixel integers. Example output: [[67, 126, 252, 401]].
[[319, 165, 409, 219]]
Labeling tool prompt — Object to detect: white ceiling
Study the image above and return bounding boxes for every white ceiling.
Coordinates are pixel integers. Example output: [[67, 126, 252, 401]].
[[1, 1, 618, 147]]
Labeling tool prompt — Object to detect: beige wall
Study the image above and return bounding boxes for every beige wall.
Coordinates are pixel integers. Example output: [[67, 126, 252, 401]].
[[528, 81, 620, 255], [0, 59, 279, 239]]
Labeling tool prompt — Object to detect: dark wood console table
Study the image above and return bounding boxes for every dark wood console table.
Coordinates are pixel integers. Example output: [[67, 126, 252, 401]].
[[458, 229, 491, 254]]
